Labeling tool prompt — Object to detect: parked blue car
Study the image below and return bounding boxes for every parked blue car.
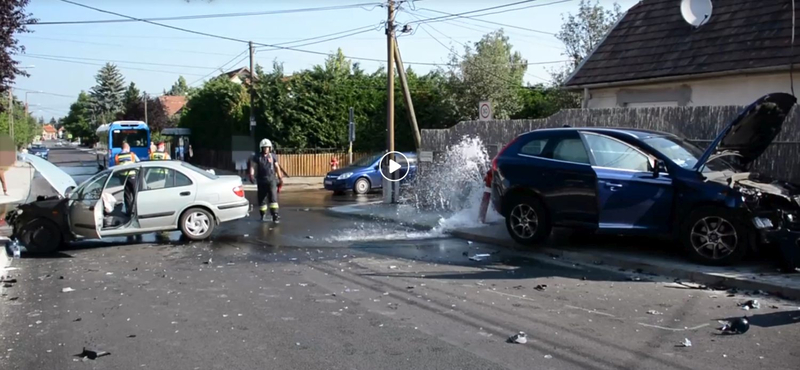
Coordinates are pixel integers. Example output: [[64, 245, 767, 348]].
[[28, 143, 49, 160], [324, 152, 417, 194], [490, 93, 800, 268]]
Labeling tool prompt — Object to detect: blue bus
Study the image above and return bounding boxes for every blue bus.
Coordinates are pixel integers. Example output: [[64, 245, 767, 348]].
[[95, 121, 151, 169]]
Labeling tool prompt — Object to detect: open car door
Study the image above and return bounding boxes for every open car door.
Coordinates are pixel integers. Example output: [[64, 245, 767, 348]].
[[68, 171, 110, 239]]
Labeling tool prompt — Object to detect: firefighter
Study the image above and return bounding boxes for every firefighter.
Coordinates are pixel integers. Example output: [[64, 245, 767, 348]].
[[114, 142, 140, 216], [149, 141, 171, 161], [249, 139, 283, 223]]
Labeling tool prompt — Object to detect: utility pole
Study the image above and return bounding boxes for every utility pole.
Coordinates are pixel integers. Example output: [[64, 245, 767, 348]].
[[348, 107, 355, 164], [393, 38, 421, 149], [143, 92, 148, 124], [249, 41, 256, 154], [385, 0, 397, 204]]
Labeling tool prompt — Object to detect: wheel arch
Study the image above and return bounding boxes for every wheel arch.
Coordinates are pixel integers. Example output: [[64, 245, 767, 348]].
[[178, 204, 218, 226], [501, 187, 548, 218]]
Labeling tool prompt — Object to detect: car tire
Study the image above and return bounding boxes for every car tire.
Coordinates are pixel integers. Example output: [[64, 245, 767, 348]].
[[19, 218, 62, 254], [504, 194, 551, 246], [681, 206, 750, 266], [353, 177, 371, 195], [179, 208, 216, 241]]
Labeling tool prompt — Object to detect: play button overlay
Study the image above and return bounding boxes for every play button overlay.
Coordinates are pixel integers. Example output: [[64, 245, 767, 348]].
[[379, 151, 410, 182]]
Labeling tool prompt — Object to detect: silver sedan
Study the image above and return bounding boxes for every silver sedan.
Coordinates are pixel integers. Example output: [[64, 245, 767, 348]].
[[6, 155, 251, 253]]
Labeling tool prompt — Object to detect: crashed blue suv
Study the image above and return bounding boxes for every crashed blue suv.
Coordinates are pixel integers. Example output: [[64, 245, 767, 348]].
[[490, 93, 800, 269]]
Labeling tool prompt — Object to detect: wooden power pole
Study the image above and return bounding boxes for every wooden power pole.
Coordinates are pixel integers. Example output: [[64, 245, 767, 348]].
[[393, 37, 421, 149], [385, 0, 397, 203], [249, 41, 256, 153]]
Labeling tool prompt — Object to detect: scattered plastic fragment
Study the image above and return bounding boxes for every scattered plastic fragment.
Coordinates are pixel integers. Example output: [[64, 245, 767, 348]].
[[679, 338, 692, 347], [534, 285, 547, 291], [507, 332, 527, 344], [718, 317, 750, 334], [544, 355, 553, 359], [62, 288, 75, 293], [306, 236, 314, 239], [389, 266, 397, 269], [0, 278, 16, 283], [647, 310, 663, 315], [739, 300, 760, 310], [469, 254, 491, 261], [74, 347, 110, 360]]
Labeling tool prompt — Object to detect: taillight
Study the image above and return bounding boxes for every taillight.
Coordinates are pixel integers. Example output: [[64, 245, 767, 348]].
[[233, 186, 244, 198], [491, 136, 521, 176]]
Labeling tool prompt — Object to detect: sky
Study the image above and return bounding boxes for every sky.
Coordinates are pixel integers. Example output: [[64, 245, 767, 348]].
[[12, 0, 641, 121]]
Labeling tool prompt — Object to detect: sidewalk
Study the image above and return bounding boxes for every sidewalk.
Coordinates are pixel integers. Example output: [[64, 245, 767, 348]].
[[0, 162, 34, 206], [328, 203, 800, 300]]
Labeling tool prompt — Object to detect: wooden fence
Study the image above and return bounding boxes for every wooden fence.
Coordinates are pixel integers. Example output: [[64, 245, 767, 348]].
[[191, 148, 371, 177]]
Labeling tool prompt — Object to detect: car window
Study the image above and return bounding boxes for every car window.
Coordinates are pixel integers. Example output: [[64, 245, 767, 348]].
[[143, 168, 193, 190], [518, 138, 548, 156], [583, 134, 650, 171], [77, 172, 110, 201], [552, 138, 590, 164], [174, 171, 193, 187], [180, 162, 218, 179]]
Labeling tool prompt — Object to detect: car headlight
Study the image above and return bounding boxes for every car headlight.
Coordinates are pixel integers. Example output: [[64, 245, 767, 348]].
[[337, 172, 353, 180]]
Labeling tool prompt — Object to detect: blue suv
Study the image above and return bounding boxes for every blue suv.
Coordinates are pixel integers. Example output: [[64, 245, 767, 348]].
[[490, 93, 800, 268], [324, 152, 417, 194]]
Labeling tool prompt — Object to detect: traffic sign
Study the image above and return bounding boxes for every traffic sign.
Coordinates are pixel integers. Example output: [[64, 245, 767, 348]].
[[479, 101, 492, 121]]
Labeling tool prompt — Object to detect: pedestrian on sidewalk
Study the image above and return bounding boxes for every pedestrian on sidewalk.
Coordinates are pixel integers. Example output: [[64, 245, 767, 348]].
[[249, 138, 283, 224], [0, 135, 15, 196]]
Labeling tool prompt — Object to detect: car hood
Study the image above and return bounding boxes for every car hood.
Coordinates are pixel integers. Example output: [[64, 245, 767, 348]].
[[327, 165, 370, 177], [694, 93, 797, 171], [18, 153, 77, 197]]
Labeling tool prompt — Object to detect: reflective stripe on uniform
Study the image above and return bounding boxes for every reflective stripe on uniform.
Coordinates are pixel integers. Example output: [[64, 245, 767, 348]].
[[259, 205, 268, 211], [150, 152, 167, 160], [269, 203, 279, 209]]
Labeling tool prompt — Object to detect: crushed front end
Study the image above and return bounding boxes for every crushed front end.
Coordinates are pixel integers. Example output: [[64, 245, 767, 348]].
[[736, 178, 800, 270]]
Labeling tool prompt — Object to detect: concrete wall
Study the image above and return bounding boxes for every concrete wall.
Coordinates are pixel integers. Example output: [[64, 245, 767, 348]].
[[420, 105, 800, 183], [586, 72, 800, 108]]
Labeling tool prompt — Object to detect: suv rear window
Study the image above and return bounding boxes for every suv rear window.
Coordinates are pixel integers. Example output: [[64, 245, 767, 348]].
[[518, 138, 548, 156]]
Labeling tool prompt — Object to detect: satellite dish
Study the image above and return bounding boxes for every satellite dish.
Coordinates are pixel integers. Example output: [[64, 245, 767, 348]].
[[681, 0, 713, 27]]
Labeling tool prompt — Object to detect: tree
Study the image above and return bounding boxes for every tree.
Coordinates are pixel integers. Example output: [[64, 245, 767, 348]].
[[0, 0, 36, 95], [166, 76, 191, 96], [49, 117, 56, 126], [89, 63, 126, 125], [62, 91, 94, 142], [0, 95, 35, 147], [552, 0, 623, 84], [37, 116, 44, 125], [445, 30, 527, 120], [121, 82, 141, 120], [180, 77, 248, 150]]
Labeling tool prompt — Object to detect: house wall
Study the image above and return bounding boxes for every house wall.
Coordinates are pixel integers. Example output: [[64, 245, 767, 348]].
[[585, 72, 800, 108], [420, 105, 800, 184]]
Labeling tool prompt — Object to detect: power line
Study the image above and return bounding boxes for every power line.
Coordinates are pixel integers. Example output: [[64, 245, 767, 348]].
[[409, 0, 573, 29], [60, 0, 567, 67], [189, 49, 249, 86], [258, 28, 379, 52], [10, 87, 78, 99], [33, 2, 383, 25], [20, 35, 243, 57], [23, 53, 220, 70], [415, 7, 560, 36], [19, 55, 208, 77]]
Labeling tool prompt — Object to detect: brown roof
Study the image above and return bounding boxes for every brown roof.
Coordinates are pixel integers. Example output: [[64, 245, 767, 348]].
[[158, 95, 187, 116], [223, 67, 250, 79], [565, 0, 799, 88], [42, 124, 57, 134]]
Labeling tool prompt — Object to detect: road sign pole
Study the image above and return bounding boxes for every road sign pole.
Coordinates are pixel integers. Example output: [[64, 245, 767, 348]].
[[348, 107, 354, 164]]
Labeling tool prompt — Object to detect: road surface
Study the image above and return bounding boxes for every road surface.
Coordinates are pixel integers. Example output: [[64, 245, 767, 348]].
[[1, 144, 798, 370]]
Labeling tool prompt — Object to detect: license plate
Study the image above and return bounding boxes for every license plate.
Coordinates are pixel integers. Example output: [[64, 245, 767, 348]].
[[324, 180, 333, 185]]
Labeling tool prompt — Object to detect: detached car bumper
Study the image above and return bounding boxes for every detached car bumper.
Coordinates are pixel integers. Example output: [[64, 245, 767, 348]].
[[753, 213, 800, 269]]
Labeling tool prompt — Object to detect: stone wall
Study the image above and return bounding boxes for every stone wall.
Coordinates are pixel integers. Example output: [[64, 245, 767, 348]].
[[420, 105, 800, 183]]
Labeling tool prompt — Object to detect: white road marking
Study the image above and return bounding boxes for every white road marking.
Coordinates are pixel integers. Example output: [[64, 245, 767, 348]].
[[564, 305, 617, 318], [637, 322, 710, 331]]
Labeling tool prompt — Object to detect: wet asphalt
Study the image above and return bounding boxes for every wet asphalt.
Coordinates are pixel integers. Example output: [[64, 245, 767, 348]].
[[1, 146, 799, 370]]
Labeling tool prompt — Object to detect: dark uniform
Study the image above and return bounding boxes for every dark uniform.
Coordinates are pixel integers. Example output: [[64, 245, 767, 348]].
[[252, 152, 280, 222], [115, 151, 139, 216]]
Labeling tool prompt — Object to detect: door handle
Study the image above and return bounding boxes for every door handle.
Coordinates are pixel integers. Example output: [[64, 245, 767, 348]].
[[604, 182, 623, 191], [180, 191, 191, 196]]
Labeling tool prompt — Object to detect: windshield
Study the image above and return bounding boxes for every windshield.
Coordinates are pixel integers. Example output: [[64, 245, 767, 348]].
[[112, 129, 148, 148], [352, 154, 381, 167], [644, 136, 734, 172]]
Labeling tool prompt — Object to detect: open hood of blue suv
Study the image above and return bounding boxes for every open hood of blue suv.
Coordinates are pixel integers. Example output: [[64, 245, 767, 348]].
[[694, 93, 797, 171]]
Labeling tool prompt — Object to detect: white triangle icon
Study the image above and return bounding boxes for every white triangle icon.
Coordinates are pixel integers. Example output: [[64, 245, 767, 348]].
[[388, 159, 402, 174]]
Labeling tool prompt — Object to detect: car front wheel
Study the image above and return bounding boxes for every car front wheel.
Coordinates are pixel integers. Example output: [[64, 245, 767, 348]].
[[19, 218, 62, 254], [179, 208, 216, 241], [353, 177, 370, 195], [682, 207, 750, 266], [505, 195, 551, 246]]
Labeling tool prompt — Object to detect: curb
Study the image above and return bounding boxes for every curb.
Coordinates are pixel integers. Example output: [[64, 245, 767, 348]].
[[449, 229, 800, 301]]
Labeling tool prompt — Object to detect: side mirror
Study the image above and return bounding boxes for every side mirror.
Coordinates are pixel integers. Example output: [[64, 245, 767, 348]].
[[374, 165, 379, 170], [651, 159, 665, 178]]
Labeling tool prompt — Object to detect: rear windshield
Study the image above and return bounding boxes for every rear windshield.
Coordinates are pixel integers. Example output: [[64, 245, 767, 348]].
[[180, 162, 219, 180], [112, 129, 148, 148]]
